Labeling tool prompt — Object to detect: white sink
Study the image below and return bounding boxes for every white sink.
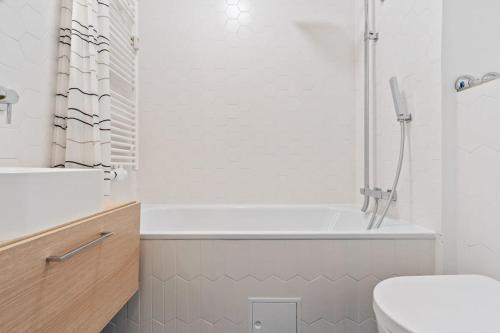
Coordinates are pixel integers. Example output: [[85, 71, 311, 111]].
[[0, 168, 103, 242], [373, 275, 500, 333]]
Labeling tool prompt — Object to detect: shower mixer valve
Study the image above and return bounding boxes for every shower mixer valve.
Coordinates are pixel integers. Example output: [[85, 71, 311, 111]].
[[0, 85, 19, 125], [360, 187, 397, 202]]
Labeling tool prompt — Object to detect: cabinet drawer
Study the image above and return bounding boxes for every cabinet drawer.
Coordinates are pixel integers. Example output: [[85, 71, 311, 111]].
[[0, 202, 140, 333]]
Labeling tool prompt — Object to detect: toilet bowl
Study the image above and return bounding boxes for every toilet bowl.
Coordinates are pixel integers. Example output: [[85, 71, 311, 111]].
[[373, 275, 500, 333]]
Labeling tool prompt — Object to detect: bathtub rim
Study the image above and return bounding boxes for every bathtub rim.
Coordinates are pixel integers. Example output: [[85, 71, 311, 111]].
[[140, 231, 436, 240], [139, 204, 436, 240]]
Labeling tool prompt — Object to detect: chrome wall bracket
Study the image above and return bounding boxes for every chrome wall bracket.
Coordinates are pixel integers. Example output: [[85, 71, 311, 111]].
[[397, 113, 412, 122], [365, 31, 380, 42], [455, 72, 500, 92], [360, 187, 397, 202]]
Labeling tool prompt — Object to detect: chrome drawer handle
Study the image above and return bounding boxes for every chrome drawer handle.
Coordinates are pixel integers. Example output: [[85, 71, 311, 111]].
[[46, 232, 113, 263]]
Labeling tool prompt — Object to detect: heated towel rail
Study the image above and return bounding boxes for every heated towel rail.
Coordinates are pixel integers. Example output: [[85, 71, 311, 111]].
[[109, 0, 139, 169]]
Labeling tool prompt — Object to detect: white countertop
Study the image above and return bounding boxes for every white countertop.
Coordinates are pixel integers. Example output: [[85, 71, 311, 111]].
[[0, 168, 103, 243]]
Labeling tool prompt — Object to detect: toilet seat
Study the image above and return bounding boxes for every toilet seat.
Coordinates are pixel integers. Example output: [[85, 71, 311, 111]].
[[373, 275, 500, 333]]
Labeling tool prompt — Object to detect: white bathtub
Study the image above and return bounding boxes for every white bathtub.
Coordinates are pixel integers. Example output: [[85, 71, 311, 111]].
[[113, 204, 436, 332], [140, 204, 435, 240]]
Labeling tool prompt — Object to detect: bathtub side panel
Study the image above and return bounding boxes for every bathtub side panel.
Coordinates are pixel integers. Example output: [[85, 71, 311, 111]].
[[108, 239, 434, 333]]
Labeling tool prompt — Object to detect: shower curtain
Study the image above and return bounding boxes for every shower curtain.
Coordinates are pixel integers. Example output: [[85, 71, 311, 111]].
[[52, 0, 111, 194]]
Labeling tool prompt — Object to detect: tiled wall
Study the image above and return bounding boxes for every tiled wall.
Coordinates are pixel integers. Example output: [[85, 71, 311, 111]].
[[137, 0, 357, 204], [106, 239, 435, 333], [441, 0, 500, 276], [0, 0, 59, 167], [354, 0, 443, 232], [453, 80, 500, 279], [0, 0, 137, 201]]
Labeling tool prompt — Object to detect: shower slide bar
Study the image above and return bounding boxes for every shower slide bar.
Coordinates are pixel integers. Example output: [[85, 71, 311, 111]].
[[455, 72, 500, 92], [360, 0, 378, 213], [358, 0, 412, 229]]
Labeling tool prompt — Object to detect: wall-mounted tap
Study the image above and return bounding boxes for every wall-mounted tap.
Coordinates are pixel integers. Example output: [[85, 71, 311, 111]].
[[0, 85, 19, 125]]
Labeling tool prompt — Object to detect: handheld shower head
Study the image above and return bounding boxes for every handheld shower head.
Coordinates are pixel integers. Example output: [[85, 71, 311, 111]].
[[389, 77, 403, 117], [389, 77, 411, 121]]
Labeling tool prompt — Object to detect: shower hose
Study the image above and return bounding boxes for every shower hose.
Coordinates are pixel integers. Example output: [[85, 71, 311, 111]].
[[369, 121, 406, 229]]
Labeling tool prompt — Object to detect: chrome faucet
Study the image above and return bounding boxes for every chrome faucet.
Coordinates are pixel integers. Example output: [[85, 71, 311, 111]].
[[0, 85, 19, 125]]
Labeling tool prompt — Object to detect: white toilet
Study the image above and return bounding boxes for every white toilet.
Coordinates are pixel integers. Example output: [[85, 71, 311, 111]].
[[373, 275, 500, 333]]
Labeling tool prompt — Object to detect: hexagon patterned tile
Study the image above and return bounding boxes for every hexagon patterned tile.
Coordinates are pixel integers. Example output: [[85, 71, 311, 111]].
[[137, 0, 358, 204], [0, 0, 58, 167]]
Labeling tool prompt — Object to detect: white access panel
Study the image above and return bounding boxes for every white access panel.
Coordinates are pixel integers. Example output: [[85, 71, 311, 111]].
[[251, 300, 298, 333]]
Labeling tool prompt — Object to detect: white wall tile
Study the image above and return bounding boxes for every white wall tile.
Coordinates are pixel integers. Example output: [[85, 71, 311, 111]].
[[165, 320, 176, 333], [108, 304, 129, 333], [176, 277, 202, 323], [0, 3, 25, 40], [176, 319, 214, 333], [152, 277, 165, 324], [137, 0, 357, 204], [139, 241, 154, 333], [119, 239, 435, 332], [164, 278, 176, 323], [0, 1, 58, 167], [200, 241, 226, 281], [249, 241, 281, 281], [224, 275, 258, 324], [128, 292, 141, 325], [224, 241, 254, 281], [152, 320, 164, 333], [273, 241, 302, 281], [140, 275, 153, 333], [302, 276, 333, 323], [128, 321, 140, 333], [176, 241, 201, 281], [354, 0, 443, 233], [345, 240, 372, 280], [213, 319, 245, 333], [369, 240, 396, 281], [355, 275, 379, 323], [200, 277, 226, 324], [0, 1, 137, 203], [153, 241, 177, 281], [454, 80, 500, 280]]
